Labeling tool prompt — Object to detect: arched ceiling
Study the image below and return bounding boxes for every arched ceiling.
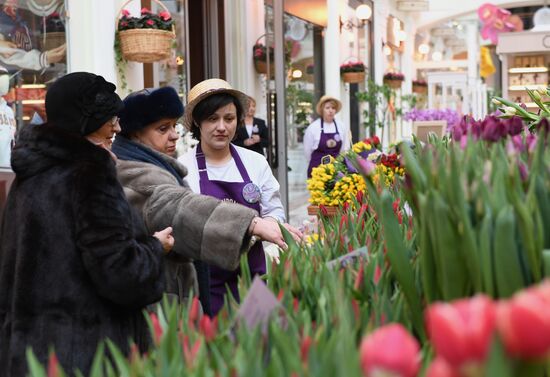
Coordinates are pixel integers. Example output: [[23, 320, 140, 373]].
[[415, 0, 543, 30]]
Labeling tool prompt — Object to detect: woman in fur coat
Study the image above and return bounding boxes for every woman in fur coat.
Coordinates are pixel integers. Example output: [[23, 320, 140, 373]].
[[0, 72, 173, 376], [112, 86, 301, 316]]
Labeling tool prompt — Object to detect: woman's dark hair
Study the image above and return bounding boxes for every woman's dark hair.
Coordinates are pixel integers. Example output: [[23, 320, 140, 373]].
[[191, 93, 244, 140]]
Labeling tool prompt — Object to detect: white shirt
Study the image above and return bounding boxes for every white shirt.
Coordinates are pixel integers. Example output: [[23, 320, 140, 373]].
[[303, 117, 350, 163], [179, 144, 286, 222], [0, 98, 15, 168]]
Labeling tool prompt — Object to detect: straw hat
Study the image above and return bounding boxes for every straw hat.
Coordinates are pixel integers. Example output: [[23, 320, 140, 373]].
[[183, 78, 249, 130], [316, 95, 342, 115]]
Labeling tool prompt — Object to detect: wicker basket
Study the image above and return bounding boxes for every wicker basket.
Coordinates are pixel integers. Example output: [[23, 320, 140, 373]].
[[384, 78, 403, 89], [412, 84, 427, 94], [116, 0, 175, 63], [342, 71, 365, 84], [40, 32, 66, 51]]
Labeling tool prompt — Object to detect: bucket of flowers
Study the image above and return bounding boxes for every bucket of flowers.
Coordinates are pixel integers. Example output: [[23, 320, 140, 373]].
[[307, 136, 405, 217], [383, 72, 405, 89], [412, 79, 428, 94], [116, 0, 175, 63], [340, 61, 366, 84]]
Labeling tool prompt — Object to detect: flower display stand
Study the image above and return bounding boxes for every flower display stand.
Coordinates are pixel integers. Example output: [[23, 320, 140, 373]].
[[342, 72, 365, 84], [384, 79, 403, 89], [307, 205, 339, 218], [412, 120, 447, 143]]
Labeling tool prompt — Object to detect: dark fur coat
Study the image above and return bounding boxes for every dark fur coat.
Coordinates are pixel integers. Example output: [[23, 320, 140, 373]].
[[0, 124, 165, 376]]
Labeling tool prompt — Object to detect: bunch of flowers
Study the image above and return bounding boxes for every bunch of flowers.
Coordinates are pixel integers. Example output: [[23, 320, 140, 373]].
[[404, 108, 461, 131], [117, 7, 173, 31], [253, 43, 274, 62], [340, 61, 366, 74], [383, 72, 405, 81], [308, 137, 405, 206]]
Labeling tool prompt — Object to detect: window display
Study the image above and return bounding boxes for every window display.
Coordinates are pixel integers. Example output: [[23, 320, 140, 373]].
[[0, 0, 67, 167]]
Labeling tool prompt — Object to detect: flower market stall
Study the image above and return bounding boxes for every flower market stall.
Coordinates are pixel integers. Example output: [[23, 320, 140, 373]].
[[27, 88, 550, 377]]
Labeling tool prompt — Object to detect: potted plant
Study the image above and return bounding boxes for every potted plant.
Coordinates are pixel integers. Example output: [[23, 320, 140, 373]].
[[115, 1, 175, 63], [252, 42, 274, 75], [383, 72, 405, 89], [412, 79, 428, 94], [40, 12, 65, 51], [340, 61, 366, 84]]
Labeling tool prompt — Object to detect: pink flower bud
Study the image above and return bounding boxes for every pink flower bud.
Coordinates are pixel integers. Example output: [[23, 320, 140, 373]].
[[199, 315, 218, 342], [497, 280, 550, 359], [121, 9, 130, 17], [426, 295, 496, 368], [159, 11, 171, 21], [47, 352, 60, 377], [146, 19, 154, 26], [140, 7, 151, 15], [149, 312, 163, 345], [357, 157, 375, 176], [425, 357, 461, 377], [359, 323, 420, 377]]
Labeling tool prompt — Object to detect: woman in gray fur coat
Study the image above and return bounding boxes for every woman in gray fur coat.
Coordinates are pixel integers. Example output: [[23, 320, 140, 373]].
[[112, 86, 301, 315]]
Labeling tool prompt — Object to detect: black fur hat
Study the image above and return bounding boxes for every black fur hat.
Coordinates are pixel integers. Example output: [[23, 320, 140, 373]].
[[46, 72, 123, 136], [118, 86, 184, 136]]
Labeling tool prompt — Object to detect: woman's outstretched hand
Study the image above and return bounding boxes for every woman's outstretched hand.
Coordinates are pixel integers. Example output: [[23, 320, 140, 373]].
[[153, 226, 174, 254], [250, 217, 304, 250]]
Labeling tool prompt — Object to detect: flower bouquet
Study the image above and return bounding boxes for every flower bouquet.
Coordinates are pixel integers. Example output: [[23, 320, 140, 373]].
[[340, 61, 366, 84], [307, 136, 404, 216], [412, 79, 427, 94], [383, 72, 405, 89], [116, 0, 175, 63]]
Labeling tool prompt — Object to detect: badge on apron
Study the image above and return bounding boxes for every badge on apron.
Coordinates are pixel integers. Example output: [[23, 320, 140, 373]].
[[321, 155, 332, 165], [242, 182, 261, 204], [326, 138, 337, 148], [334, 134, 341, 142]]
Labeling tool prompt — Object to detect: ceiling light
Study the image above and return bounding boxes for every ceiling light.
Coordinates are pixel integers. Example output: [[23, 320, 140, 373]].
[[356, 4, 372, 21], [418, 43, 430, 54]]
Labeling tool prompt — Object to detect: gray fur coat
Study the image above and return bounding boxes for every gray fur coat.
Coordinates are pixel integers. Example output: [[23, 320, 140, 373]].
[[115, 146, 257, 303]]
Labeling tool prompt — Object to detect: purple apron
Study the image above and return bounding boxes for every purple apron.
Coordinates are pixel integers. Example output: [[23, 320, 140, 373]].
[[307, 119, 342, 178], [196, 143, 266, 315]]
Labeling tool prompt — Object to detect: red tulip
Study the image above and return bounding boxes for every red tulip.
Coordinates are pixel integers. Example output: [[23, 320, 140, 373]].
[[47, 352, 60, 377], [425, 295, 496, 368], [425, 358, 461, 377], [199, 315, 218, 342], [497, 280, 550, 359], [359, 323, 420, 377], [149, 312, 164, 345], [188, 296, 200, 329]]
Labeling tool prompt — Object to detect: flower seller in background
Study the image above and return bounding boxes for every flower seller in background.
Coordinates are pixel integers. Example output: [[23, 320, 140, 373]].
[[233, 95, 269, 156], [304, 95, 350, 178]]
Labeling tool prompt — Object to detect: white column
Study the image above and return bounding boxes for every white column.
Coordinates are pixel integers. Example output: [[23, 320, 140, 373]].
[[324, 0, 341, 96], [466, 21, 478, 116], [67, 0, 143, 96]]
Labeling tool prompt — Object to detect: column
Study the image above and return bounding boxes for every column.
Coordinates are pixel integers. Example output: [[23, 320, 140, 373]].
[[67, 0, 143, 95], [324, 0, 341, 96]]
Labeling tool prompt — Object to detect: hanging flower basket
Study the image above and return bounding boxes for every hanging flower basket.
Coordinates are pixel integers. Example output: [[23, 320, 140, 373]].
[[412, 80, 428, 94], [342, 72, 366, 84], [116, 0, 176, 63], [307, 205, 339, 218], [383, 73, 405, 90], [254, 60, 274, 76]]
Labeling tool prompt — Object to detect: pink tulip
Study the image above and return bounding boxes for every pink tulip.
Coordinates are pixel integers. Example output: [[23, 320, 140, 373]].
[[47, 352, 60, 377], [357, 157, 375, 176], [359, 323, 420, 377], [149, 312, 163, 345], [425, 295, 496, 368], [497, 280, 550, 359], [425, 357, 460, 377], [199, 315, 218, 342]]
